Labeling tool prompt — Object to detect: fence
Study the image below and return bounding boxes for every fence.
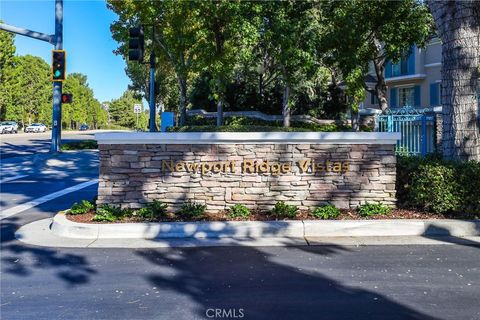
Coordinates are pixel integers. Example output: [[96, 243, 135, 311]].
[[376, 106, 436, 156]]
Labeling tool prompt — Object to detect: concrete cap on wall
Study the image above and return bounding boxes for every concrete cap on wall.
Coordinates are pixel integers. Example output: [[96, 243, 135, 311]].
[[95, 132, 401, 145]]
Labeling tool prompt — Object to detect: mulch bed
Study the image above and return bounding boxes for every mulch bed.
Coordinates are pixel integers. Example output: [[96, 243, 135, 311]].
[[64, 208, 476, 224]]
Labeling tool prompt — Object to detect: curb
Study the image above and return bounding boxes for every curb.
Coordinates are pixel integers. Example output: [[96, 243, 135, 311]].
[[51, 213, 480, 240]]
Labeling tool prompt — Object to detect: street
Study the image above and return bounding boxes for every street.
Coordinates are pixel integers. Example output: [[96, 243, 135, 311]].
[[0, 130, 97, 159], [1, 133, 480, 320]]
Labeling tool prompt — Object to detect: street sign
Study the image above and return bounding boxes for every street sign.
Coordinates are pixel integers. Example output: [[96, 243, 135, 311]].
[[134, 104, 142, 114]]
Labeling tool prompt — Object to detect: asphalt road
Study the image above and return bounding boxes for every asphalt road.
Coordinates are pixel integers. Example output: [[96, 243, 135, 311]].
[[1, 133, 479, 320], [0, 130, 98, 159]]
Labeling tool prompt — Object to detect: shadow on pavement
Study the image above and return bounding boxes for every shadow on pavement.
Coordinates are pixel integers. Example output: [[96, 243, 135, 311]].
[[0, 150, 99, 209], [1, 216, 97, 287], [422, 224, 480, 248], [136, 245, 440, 320]]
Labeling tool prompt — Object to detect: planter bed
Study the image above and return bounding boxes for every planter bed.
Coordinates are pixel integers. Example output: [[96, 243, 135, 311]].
[[65, 208, 475, 224]]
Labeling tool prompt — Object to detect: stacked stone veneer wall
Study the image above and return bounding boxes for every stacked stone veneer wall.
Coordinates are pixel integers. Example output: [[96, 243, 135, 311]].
[[97, 143, 397, 212]]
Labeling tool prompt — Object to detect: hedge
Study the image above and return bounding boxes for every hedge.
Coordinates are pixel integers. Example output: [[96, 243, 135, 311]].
[[397, 155, 480, 217], [171, 116, 373, 132]]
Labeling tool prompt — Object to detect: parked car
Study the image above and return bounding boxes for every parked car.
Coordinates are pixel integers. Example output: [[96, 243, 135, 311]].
[[24, 123, 47, 133], [79, 124, 89, 131], [0, 121, 18, 134]]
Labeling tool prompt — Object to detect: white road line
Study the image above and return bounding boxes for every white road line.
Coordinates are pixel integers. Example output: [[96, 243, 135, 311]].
[[0, 174, 28, 184], [0, 179, 98, 220]]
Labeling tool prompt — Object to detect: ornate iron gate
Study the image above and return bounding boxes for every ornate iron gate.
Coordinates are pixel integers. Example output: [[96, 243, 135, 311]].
[[376, 106, 436, 156]]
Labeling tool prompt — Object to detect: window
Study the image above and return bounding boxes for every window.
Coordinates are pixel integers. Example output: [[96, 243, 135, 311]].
[[430, 82, 441, 106], [399, 87, 415, 107], [392, 58, 408, 77], [370, 91, 378, 105]]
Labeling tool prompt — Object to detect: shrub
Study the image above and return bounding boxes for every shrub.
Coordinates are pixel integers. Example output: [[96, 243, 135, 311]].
[[93, 205, 133, 222], [69, 200, 95, 215], [135, 200, 168, 220], [456, 161, 480, 215], [397, 155, 480, 216], [228, 204, 251, 218], [60, 140, 98, 150], [311, 204, 340, 219], [410, 162, 460, 214], [358, 202, 390, 217], [178, 201, 206, 217], [271, 201, 298, 218]]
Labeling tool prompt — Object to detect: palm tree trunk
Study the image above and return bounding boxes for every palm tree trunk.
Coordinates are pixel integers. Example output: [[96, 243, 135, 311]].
[[428, 1, 480, 161]]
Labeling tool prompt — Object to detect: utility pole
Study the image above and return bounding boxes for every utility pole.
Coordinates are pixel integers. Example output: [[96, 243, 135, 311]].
[[0, 0, 64, 152], [51, 0, 63, 152]]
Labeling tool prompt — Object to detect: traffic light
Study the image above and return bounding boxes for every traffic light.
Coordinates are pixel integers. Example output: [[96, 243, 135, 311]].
[[128, 27, 144, 62], [52, 50, 66, 81], [61, 93, 73, 104]]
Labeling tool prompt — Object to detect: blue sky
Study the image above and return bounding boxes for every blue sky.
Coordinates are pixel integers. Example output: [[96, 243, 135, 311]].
[[0, 0, 131, 102]]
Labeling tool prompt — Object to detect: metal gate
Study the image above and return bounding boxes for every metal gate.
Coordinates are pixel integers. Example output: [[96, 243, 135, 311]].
[[376, 106, 436, 156]]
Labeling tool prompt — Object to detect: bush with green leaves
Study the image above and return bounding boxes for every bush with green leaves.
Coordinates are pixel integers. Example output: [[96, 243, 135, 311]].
[[178, 201, 207, 217], [410, 162, 460, 214], [93, 205, 133, 222], [311, 204, 340, 219], [397, 155, 480, 216], [357, 202, 390, 217], [135, 200, 168, 220], [271, 201, 298, 218], [228, 204, 251, 218], [60, 140, 98, 151], [69, 200, 95, 215]]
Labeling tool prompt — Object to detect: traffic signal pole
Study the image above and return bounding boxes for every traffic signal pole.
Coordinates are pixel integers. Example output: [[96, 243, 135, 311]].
[[148, 26, 156, 132], [0, 0, 63, 153], [129, 24, 156, 132], [51, 0, 63, 152]]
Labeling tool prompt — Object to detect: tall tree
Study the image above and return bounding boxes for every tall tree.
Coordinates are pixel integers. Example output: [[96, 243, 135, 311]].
[[428, 1, 480, 161], [195, 0, 260, 126], [3, 55, 51, 126], [0, 28, 16, 120], [109, 89, 144, 129], [63, 73, 107, 129], [108, 0, 202, 126], [321, 0, 432, 112], [261, 1, 319, 127]]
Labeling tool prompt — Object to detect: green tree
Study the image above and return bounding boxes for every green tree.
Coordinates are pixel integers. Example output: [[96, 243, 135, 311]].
[[320, 0, 432, 112], [195, 0, 261, 126], [109, 90, 144, 129], [0, 28, 16, 120], [62, 73, 107, 129], [3, 55, 51, 126], [260, 1, 320, 127], [108, 0, 202, 126]]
